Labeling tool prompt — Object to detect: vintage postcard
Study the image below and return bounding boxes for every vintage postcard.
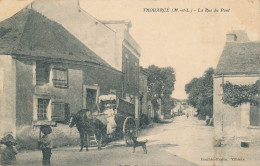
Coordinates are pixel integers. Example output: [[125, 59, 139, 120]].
[[0, 0, 259, 165]]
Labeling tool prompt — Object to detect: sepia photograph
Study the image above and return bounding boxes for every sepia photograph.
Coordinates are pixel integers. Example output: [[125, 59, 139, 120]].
[[0, 0, 259, 165]]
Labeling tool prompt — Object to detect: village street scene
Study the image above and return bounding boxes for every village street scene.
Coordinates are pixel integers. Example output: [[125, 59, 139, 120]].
[[0, 0, 259, 166]]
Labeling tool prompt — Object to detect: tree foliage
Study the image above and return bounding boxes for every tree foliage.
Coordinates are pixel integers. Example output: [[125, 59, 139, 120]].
[[144, 65, 176, 115], [222, 80, 259, 107], [185, 68, 214, 117], [161, 97, 175, 117]]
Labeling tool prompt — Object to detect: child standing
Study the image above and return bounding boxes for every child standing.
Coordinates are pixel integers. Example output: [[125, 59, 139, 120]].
[[0, 134, 18, 165], [40, 126, 53, 166]]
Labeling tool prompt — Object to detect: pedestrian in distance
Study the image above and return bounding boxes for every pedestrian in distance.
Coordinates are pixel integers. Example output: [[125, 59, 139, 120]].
[[186, 113, 189, 119], [40, 125, 53, 166], [0, 133, 18, 165]]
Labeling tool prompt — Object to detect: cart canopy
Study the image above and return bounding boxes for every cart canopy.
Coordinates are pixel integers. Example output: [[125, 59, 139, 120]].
[[98, 94, 117, 102], [98, 95, 135, 117]]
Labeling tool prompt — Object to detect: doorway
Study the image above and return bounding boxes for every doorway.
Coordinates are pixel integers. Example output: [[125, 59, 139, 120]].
[[86, 89, 97, 110], [83, 85, 99, 111], [250, 104, 260, 126]]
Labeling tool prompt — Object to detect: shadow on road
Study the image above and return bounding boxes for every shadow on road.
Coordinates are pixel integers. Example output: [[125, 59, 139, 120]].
[[148, 143, 178, 148], [105, 139, 178, 150]]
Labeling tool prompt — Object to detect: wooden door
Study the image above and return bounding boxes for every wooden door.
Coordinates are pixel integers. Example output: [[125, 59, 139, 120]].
[[250, 104, 260, 126], [86, 89, 97, 110]]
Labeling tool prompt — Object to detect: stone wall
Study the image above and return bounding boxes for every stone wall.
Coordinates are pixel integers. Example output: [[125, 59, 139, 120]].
[[213, 75, 259, 140], [0, 55, 16, 137]]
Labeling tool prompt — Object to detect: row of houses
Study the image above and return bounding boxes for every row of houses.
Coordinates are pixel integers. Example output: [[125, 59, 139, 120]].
[[0, 1, 154, 137]]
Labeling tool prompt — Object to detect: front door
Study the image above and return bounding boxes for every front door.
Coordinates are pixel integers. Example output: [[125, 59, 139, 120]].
[[86, 89, 97, 110], [250, 104, 260, 126]]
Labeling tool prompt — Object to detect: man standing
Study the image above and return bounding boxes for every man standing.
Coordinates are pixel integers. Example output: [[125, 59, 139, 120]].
[[40, 126, 53, 166]]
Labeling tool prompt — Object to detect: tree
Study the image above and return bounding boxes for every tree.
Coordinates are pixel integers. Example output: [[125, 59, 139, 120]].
[[144, 65, 176, 117], [185, 78, 200, 108], [185, 68, 214, 118], [161, 97, 175, 117]]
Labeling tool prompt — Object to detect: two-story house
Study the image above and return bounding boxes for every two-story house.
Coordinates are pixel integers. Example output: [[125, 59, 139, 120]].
[[0, 8, 123, 137], [31, 0, 142, 120], [213, 30, 260, 144]]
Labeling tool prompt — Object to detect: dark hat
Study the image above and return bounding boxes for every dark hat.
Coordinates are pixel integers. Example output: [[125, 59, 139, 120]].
[[40, 125, 52, 134], [1, 134, 17, 144]]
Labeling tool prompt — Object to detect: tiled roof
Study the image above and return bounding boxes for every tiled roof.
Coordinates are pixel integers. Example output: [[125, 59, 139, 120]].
[[215, 42, 260, 75], [0, 8, 112, 67]]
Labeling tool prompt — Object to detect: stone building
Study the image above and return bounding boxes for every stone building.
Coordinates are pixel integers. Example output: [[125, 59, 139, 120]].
[[139, 67, 150, 122], [0, 8, 124, 137], [31, 0, 141, 120], [213, 30, 260, 142], [0, 2, 143, 141]]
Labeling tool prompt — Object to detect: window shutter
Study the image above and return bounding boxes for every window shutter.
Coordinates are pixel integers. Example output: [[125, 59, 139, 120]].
[[53, 69, 57, 80], [52, 68, 68, 88], [64, 103, 70, 123], [51, 103, 65, 122], [36, 61, 50, 84]]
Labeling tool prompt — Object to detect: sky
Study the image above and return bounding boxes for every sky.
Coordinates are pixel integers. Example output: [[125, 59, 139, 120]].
[[0, 0, 259, 99]]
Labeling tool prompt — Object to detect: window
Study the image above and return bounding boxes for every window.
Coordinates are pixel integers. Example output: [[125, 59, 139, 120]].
[[36, 61, 50, 85], [51, 102, 70, 123], [37, 99, 50, 120], [52, 68, 68, 88]]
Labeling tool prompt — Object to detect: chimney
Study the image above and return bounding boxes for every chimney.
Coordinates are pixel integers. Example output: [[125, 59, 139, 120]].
[[226, 30, 250, 43], [226, 33, 237, 42]]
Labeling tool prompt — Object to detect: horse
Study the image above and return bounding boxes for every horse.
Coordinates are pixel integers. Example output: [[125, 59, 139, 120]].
[[69, 109, 106, 151]]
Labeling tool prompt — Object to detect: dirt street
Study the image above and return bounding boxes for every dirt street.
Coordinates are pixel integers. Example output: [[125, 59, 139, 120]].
[[16, 118, 197, 166], [15, 114, 260, 166]]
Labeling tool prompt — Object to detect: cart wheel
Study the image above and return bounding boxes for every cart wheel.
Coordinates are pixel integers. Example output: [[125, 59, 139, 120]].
[[123, 117, 137, 146]]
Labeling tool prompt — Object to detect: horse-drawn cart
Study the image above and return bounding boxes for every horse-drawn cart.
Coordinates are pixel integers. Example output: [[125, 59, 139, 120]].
[[93, 94, 138, 145], [69, 94, 138, 151]]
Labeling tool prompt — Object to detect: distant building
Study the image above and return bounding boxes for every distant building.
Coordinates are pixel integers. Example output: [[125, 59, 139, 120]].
[[139, 67, 149, 121], [213, 31, 260, 141], [148, 101, 155, 121]]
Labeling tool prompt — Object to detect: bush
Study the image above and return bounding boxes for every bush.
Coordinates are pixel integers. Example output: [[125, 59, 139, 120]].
[[16, 126, 39, 150], [16, 124, 80, 151]]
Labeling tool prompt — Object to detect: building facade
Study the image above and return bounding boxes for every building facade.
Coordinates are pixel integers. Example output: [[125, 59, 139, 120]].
[[31, 0, 142, 120], [139, 67, 149, 121], [0, 8, 124, 137], [213, 31, 260, 142]]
